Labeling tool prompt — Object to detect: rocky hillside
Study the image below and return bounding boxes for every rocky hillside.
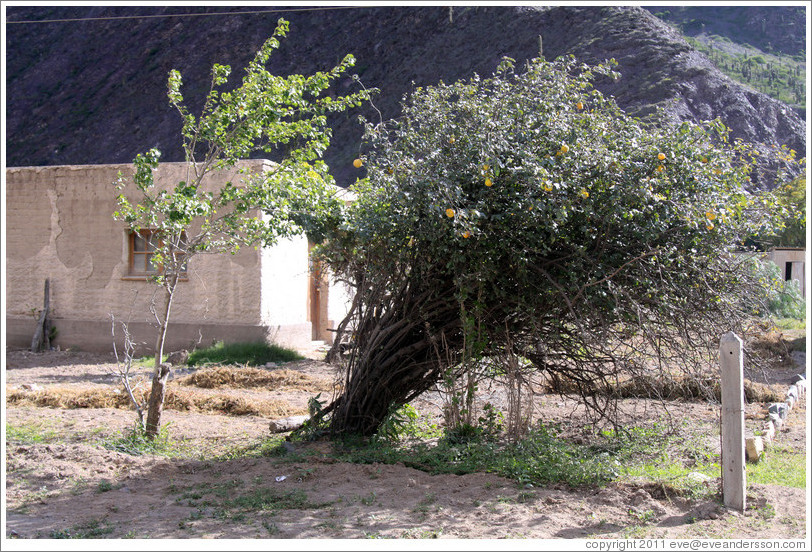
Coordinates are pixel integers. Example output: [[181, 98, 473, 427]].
[[4, 5, 806, 188], [645, 5, 806, 58]]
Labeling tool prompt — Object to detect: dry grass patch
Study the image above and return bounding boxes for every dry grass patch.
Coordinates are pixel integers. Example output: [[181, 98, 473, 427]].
[[609, 375, 784, 403], [6, 386, 122, 409], [175, 366, 334, 392], [542, 374, 785, 403], [6, 385, 305, 418]]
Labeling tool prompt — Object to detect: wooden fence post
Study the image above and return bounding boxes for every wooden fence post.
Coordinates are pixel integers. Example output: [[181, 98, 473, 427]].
[[720, 331, 746, 512]]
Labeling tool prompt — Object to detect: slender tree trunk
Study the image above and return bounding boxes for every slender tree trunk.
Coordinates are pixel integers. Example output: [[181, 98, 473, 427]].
[[145, 277, 178, 438], [145, 363, 171, 438]]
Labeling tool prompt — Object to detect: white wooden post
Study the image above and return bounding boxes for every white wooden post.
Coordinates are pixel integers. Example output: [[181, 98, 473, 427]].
[[720, 331, 746, 512]]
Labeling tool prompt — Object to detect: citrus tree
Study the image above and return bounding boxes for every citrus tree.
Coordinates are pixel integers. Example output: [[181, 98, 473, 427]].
[[113, 18, 371, 438], [317, 55, 793, 437]]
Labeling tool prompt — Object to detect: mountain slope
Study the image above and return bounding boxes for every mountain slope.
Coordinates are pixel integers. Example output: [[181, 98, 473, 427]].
[[4, 5, 806, 188], [645, 5, 806, 58]]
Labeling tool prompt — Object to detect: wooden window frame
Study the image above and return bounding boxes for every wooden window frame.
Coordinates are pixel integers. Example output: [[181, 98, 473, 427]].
[[123, 229, 188, 281]]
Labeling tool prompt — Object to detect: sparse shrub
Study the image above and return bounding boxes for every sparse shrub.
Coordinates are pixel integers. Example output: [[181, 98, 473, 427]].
[[374, 403, 440, 443], [103, 421, 174, 456]]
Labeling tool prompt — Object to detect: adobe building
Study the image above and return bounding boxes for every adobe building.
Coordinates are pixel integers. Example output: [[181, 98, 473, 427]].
[[766, 247, 806, 298], [5, 160, 352, 354]]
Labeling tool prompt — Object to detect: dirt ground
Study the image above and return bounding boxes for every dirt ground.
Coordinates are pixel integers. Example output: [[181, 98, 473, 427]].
[[3, 346, 809, 543]]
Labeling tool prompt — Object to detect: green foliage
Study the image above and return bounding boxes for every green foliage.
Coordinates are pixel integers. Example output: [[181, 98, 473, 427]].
[[320, 54, 796, 433], [114, 17, 371, 259], [767, 174, 806, 248], [337, 422, 622, 488], [773, 318, 805, 331], [186, 340, 303, 366], [112, 17, 372, 373], [443, 402, 503, 444], [684, 36, 806, 109], [289, 393, 330, 441], [744, 258, 806, 320], [103, 422, 176, 456], [111, 17, 371, 436], [373, 403, 441, 443], [337, 418, 723, 493]]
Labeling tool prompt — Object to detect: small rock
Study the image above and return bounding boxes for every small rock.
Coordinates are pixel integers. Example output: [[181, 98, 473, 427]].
[[768, 402, 788, 420], [268, 415, 310, 433], [166, 350, 189, 366], [686, 472, 713, 485], [762, 421, 775, 444], [21, 383, 44, 392], [745, 436, 764, 463]]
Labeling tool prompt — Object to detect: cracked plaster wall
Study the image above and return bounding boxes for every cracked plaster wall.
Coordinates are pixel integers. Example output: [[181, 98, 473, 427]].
[[5, 160, 318, 351]]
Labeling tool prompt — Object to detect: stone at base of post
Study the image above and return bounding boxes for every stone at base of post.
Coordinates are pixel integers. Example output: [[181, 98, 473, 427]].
[[762, 420, 775, 444], [745, 436, 764, 463]]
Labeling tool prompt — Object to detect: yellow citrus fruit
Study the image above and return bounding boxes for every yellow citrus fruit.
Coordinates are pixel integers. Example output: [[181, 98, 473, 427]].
[[576, 102, 584, 110], [482, 164, 490, 171], [559, 144, 569, 154], [449, 137, 456, 144], [657, 152, 666, 161], [706, 211, 717, 220], [462, 231, 471, 238], [485, 178, 493, 187], [580, 189, 589, 198], [445, 208, 455, 218], [706, 222, 714, 230], [656, 165, 665, 172], [353, 158, 363, 168]]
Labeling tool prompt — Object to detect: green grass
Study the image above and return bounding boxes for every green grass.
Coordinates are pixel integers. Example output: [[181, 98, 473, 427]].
[[332, 423, 627, 488], [187, 341, 304, 367], [168, 479, 332, 519], [132, 354, 167, 367], [48, 518, 114, 539], [6, 422, 62, 445], [101, 422, 190, 457], [773, 318, 806, 331], [748, 444, 806, 488], [315, 419, 728, 497]]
